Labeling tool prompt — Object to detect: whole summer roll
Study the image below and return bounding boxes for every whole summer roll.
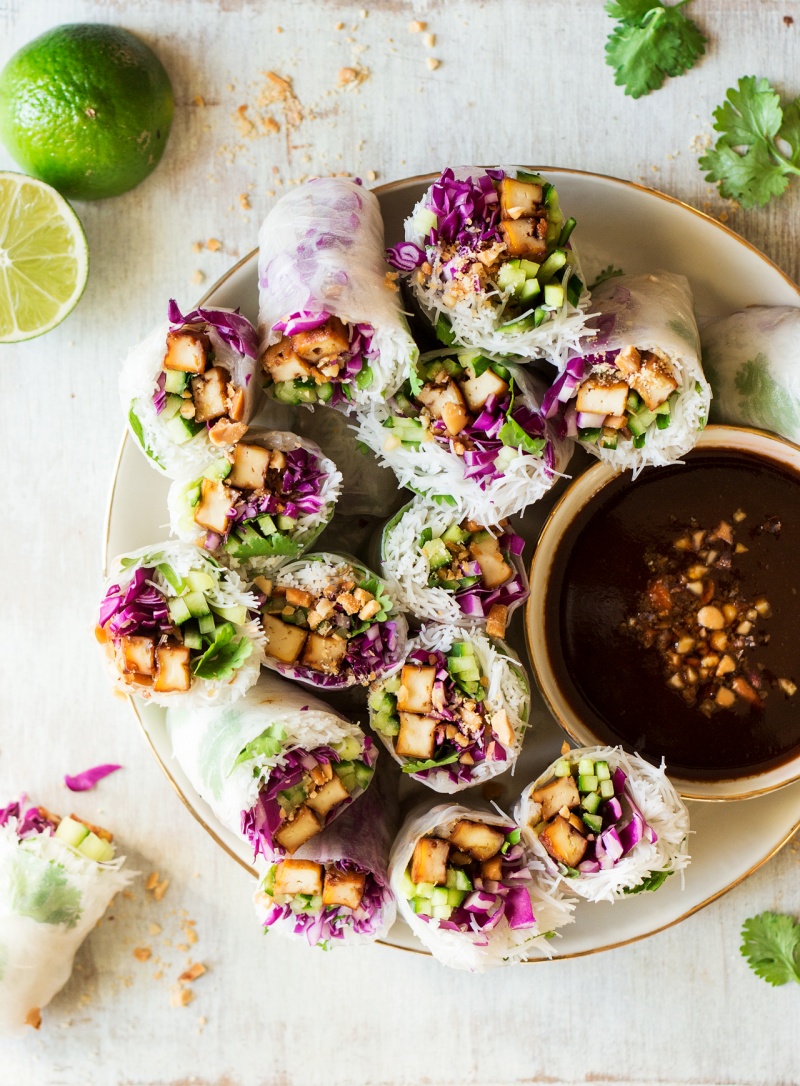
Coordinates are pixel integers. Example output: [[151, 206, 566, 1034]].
[[0, 797, 132, 1037], [168, 429, 343, 579], [515, 746, 691, 903], [388, 166, 590, 361], [120, 300, 261, 477], [700, 305, 800, 442], [257, 177, 418, 409], [97, 543, 264, 707], [389, 801, 575, 971], [541, 271, 711, 473], [167, 673, 376, 860], [368, 622, 530, 792]]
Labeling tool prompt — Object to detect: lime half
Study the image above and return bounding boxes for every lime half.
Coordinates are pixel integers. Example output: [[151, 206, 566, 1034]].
[[0, 171, 88, 342]]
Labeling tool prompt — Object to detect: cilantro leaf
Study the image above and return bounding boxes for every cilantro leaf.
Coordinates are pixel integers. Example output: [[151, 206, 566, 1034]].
[[589, 264, 625, 291], [623, 870, 672, 894], [401, 752, 460, 774], [605, 0, 706, 99], [193, 622, 253, 681], [740, 912, 800, 986]]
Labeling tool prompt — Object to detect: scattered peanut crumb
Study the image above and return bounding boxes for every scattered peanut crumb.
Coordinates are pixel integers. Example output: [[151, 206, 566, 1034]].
[[335, 21, 344, 30], [179, 962, 207, 983], [191, 241, 203, 253], [25, 1008, 42, 1030], [133, 947, 152, 962], [191, 270, 205, 285], [207, 238, 222, 252], [233, 104, 254, 136], [409, 20, 426, 32], [171, 987, 194, 1008], [275, 25, 283, 33], [153, 970, 163, 981], [263, 115, 280, 134], [153, 880, 169, 901], [424, 32, 436, 48], [193, 95, 206, 107], [149, 923, 162, 936], [339, 67, 358, 85], [784, 15, 794, 26], [239, 193, 252, 210], [426, 57, 441, 71], [177, 944, 189, 953], [145, 872, 160, 892], [366, 169, 377, 181], [121, 890, 134, 900], [197, 1016, 207, 1032], [267, 71, 292, 93]]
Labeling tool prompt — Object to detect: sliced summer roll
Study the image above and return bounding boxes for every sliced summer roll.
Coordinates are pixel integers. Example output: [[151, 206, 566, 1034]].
[[355, 348, 571, 524], [378, 496, 529, 627], [167, 673, 376, 860], [259, 552, 408, 689], [120, 300, 260, 477], [0, 797, 131, 1036], [168, 429, 343, 579], [542, 271, 710, 473], [389, 166, 589, 360], [389, 802, 575, 971], [515, 746, 691, 902], [258, 177, 418, 409], [368, 623, 530, 792], [97, 543, 264, 707], [253, 766, 397, 948]]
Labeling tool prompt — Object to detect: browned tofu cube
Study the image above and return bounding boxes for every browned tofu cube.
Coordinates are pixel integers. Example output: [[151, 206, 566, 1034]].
[[274, 805, 322, 854], [531, 775, 581, 821], [441, 400, 469, 436], [118, 635, 155, 676], [262, 612, 308, 665], [228, 387, 246, 421], [273, 859, 323, 897], [499, 177, 543, 219], [285, 587, 314, 609], [499, 219, 547, 259], [630, 353, 678, 411], [448, 819, 505, 862], [469, 534, 512, 590], [481, 855, 504, 881], [397, 664, 436, 714], [228, 443, 271, 490], [322, 866, 366, 910], [489, 708, 516, 748], [193, 478, 233, 535], [306, 774, 351, 819], [291, 316, 350, 363], [263, 337, 314, 383], [575, 376, 629, 417], [396, 712, 438, 760], [615, 345, 641, 375], [540, 814, 588, 867], [461, 368, 510, 413], [417, 379, 466, 421], [410, 836, 449, 886], [486, 603, 508, 640], [154, 644, 192, 693], [164, 328, 209, 373], [301, 632, 348, 675], [191, 366, 230, 423]]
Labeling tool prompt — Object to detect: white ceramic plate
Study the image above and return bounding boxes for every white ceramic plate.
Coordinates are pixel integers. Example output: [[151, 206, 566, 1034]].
[[105, 169, 800, 960]]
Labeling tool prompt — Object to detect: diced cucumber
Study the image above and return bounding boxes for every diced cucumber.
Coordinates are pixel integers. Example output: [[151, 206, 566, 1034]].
[[558, 217, 577, 247], [430, 887, 449, 906], [183, 624, 203, 651], [578, 758, 595, 776], [453, 868, 472, 892], [202, 458, 232, 481], [187, 571, 215, 593], [595, 761, 611, 781], [628, 410, 656, 437], [543, 282, 565, 308], [442, 524, 469, 545], [353, 762, 373, 789], [257, 514, 277, 536], [633, 432, 646, 448], [519, 258, 541, 278], [518, 278, 541, 304], [448, 642, 474, 658], [656, 412, 671, 430], [435, 312, 456, 346], [336, 736, 362, 762], [600, 779, 616, 799], [497, 264, 526, 294], [276, 515, 297, 531], [167, 596, 192, 625], [447, 656, 479, 675], [599, 428, 618, 450], [273, 380, 315, 405], [581, 812, 603, 834], [157, 563, 184, 593], [383, 675, 402, 694], [422, 537, 450, 570], [185, 483, 202, 507], [517, 170, 547, 187], [537, 249, 567, 283], [626, 390, 643, 413], [399, 870, 415, 899], [372, 709, 400, 737], [368, 689, 395, 713], [184, 590, 210, 618], [553, 759, 572, 778], [412, 897, 432, 916], [164, 370, 189, 394], [412, 207, 438, 236], [79, 832, 115, 863], [54, 816, 90, 849], [581, 791, 602, 814], [165, 415, 204, 445], [431, 904, 453, 920], [567, 274, 584, 308], [415, 882, 435, 898], [446, 888, 466, 907], [198, 612, 216, 636], [578, 774, 599, 793], [316, 380, 334, 403], [212, 603, 247, 625], [161, 395, 184, 422], [578, 427, 602, 444]]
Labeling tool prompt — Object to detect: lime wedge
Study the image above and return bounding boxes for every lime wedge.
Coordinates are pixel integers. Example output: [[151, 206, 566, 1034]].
[[0, 171, 88, 342]]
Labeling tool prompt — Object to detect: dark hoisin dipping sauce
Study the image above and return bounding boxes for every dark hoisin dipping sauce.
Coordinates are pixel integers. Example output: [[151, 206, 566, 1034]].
[[546, 450, 800, 780]]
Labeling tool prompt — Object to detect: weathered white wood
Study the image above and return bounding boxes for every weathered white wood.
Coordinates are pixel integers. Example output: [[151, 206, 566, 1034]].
[[0, 1, 798, 1083]]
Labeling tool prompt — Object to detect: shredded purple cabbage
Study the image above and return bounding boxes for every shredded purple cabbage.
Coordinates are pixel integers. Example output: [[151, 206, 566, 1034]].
[[167, 299, 259, 359], [0, 796, 57, 839], [272, 620, 402, 690], [270, 313, 377, 406], [541, 350, 623, 439], [454, 530, 529, 618], [99, 567, 170, 640], [64, 764, 122, 792], [153, 371, 167, 414]]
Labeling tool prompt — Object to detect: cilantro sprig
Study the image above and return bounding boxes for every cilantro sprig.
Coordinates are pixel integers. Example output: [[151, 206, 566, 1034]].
[[605, 0, 706, 99], [740, 911, 800, 986], [589, 265, 625, 291], [699, 77, 800, 209]]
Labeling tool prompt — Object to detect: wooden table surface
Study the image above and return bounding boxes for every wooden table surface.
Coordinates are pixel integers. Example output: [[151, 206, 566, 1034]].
[[1, 1, 799, 1083]]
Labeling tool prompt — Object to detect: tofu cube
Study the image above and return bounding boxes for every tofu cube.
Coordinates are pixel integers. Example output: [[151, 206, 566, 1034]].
[[630, 354, 678, 411], [489, 708, 516, 748], [322, 866, 367, 910], [397, 664, 436, 714], [395, 712, 438, 760], [441, 400, 469, 436], [615, 344, 641, 375], [285, 587, 314, 609], [417, 380, 466, 421], [461, 369, 510, 413], [540, 814, 588, 868], [469, 534, 512, 589], [273, 859, 323, 897], [499, 177, 543, 218], [191, 366, 230, 423], [499, 219, 547, 259], [410, 836, 449, 886], [274, 805, 322, 854], [291, 316, 350, 363], [263, 338, 314, 383], [154, 644, 192, 692], [301, 632, 348, 674], [486, 603, 508, 640], [306, 774, 351, 819], [228, 443, 271, 490], [262, 613, 308, 664], [531, 776, 581, 821], [118, 635, 155, 676], [228, 387, 246, 422], [164, 328, 209, 373], [208, 419, 248, 447], [448, 819, 505, 862], [575, 376, 629, 417], [481, 855, 504, 881], [193, 478, 233, 535]]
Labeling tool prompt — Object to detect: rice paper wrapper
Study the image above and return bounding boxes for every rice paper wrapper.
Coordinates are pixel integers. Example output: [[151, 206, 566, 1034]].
[[168, 429, 343, 579], [389, 801, 575, 971], [258, 177, 418, 405], [700, 305, 800, 442], [515, 745, 691, 903], [0, 820, 132, 1036], [119, 306, 261, 479], [167, 672, 374, 859]]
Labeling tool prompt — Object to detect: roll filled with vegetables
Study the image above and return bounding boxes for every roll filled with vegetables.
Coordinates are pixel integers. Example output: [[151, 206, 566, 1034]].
[[378, 496, 528, 627], [97, 543, 264, 707], [0, 797, 131, 1036], [389, 802, 574, 971], [258, 177, 418, 409], [542, 272, 710, 472], [259, 552, 408, 689], [369, 623, 529, 792], [168, 429, 342, 578], [120, 300, 260, 477], [355, 348, 571, 524], [253, 766, 397, 948], [167, 673, 376, 860], [389, 166, 589, 360], [515, 746, 690, 902], [700, 305, 800, 442]]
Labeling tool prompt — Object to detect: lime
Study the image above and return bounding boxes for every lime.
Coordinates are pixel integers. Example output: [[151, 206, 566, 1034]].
[[0, 172, 88, 342], [0, 23, 173, 201]]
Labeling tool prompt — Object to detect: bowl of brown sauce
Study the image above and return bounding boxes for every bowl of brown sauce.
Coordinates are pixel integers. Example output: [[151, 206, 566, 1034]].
[[527, 426, 800, 800]]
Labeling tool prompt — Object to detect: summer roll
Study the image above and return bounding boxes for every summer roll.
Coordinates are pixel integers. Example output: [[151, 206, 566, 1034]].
[[97, 543, 264, 706], [542, 271, 710, 472], [515, 746, 690, 902], [369, 623, 530, 792], [389, 166, 589, 360], [120, 300, 260, 477], [257, 177, 418, 408], [168, 429, 342, 578], [0, 797, 131, 1036], [167, 673, 376, 859]]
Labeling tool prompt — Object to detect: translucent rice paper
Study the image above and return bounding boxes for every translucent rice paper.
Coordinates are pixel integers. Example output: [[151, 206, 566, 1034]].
[[0, 816, 132, 1036], [572, 271, 710, 473], [370, 622, 530, 793], [119, 308, 261, 479], [168, 429, 343, 579], [354, 365, 573, 525], [389, 801, 575, 971], [167, 672, 372, 857], [99, 542, 265, 708], [700, 305, 800, 442], [515, 746, 691, 903], [257, 177, 418, 406]]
